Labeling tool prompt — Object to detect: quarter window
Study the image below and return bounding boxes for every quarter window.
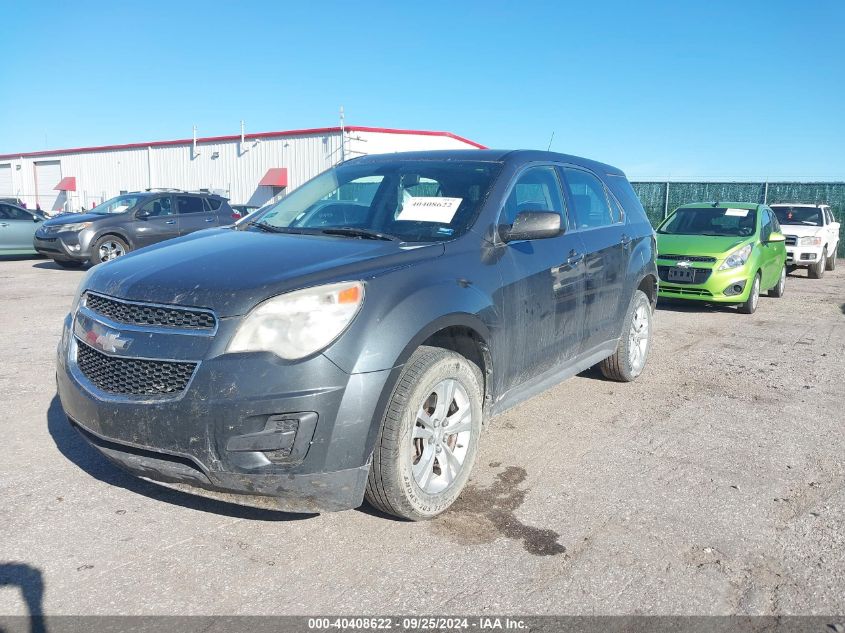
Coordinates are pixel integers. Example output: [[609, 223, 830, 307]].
[[176, 196, 205, 214], [501, 166, 565, 226], [0, 205, 32, 221], [561, 168, 614, 229]]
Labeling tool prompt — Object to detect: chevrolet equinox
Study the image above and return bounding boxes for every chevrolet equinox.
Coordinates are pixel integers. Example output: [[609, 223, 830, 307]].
[[57, 150, 658, 520]]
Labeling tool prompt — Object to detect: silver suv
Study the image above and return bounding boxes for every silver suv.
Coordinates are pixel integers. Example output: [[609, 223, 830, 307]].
[[34, 190, 236, 268]]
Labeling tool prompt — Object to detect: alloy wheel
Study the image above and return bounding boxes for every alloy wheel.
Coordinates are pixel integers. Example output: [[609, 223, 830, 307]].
[[98, 240, 126, 262], [628, 302, 650, 374]]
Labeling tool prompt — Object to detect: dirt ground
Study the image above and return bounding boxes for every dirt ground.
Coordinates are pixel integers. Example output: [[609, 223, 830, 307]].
[[1, 256, 843, 615]]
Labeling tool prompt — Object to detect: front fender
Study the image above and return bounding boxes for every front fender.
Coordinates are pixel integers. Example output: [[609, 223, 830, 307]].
[[323, 271, 499, 375]]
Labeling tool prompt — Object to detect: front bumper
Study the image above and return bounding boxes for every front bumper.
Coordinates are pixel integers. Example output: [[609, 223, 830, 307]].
[[33, 230, 94, 261], [785, 245, 823, 266], [657, 261, 753, 303], [56, 313, 395, 513]]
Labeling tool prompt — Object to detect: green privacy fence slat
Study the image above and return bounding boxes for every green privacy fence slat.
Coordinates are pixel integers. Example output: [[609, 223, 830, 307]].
[[632, 182, 845, 258]]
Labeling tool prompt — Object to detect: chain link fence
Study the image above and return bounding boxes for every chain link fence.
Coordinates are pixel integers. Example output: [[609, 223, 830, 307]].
[[632, 182, 845, 257]]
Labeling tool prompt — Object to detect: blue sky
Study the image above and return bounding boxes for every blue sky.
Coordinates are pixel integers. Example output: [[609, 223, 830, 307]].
[[1, 0, 842, 180]]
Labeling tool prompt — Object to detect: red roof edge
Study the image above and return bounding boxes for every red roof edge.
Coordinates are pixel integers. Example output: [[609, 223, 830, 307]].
[[0, 126, 486, 160]]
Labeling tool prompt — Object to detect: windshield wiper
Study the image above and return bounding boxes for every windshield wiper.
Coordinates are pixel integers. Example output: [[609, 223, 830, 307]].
[[318, 227, 400, 241]]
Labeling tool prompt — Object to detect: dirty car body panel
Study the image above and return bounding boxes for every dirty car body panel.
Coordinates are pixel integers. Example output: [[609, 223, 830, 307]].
[[57, 150, 657, 512]]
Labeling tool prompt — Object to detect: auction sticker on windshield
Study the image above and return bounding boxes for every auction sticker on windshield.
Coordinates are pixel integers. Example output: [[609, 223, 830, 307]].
[[396, 197, 463, 223], [725, 208, 750, 217]]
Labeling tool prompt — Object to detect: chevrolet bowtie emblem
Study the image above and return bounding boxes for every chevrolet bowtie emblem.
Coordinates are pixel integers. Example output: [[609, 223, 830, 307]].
[[94, 331, 132, 353], [676, 260, 692, 268]]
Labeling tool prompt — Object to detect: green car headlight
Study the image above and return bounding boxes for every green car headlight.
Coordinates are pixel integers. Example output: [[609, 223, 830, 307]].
[[719, 244, 753, 270]]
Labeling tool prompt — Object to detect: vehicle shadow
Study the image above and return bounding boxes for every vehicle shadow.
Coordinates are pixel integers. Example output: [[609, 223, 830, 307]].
[[46, 395, 315, 522], [0, 562, 47, 633], [656, 299, 739, 314], [0, 255, 44, 263], [31, 261, 83, 271]]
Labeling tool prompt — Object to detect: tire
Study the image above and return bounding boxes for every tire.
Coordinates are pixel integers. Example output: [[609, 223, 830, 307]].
[[768, 264, 786, 298], [599, 289, 652, 382], [808, 248, 826, 279], [365, 345, 484, 520], [826, 248, 837, 271], [53, 259, 83, 269], [90, 235, 130, 265], [738, 272, 761, 314], [786, 265, 797, 274]]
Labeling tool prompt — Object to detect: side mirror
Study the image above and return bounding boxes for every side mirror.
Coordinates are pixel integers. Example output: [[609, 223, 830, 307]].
[[500, 211, 562, 242], [33, 215, 42, 222], [765, 231, 785, 243], [135, 209, 151, 220]]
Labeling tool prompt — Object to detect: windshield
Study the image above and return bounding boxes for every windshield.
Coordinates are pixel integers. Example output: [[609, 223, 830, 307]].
[[658, 207, 757, 237], [772, 206, 822, 227], [249, 160, 503, 242], [91, 194, 146, 215]]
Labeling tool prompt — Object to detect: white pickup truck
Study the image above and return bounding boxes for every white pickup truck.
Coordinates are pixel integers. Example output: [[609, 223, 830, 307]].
[[770, 203, 840, 278]]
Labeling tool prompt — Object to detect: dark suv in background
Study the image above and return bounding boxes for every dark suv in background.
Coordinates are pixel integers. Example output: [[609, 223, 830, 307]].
[[57, 150, 657, 520], [34, 190, 236, 267]]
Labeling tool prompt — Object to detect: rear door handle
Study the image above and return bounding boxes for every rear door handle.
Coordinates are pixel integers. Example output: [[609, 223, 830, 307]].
[[204, 217, 215, 223], [165, 220, 176, 225], [0, 222, 8, 228]]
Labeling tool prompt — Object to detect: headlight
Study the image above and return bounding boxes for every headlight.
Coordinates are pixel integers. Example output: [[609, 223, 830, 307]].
[[799, 236, 822, 246], [59, 222, 93, 232], [227, 281, 365, 360], [718, 243, 753, 270]]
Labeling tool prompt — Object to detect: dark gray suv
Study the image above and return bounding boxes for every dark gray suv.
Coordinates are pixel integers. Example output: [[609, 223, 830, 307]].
[[57, 150, 658, 520], [34, 190, 236, 267]]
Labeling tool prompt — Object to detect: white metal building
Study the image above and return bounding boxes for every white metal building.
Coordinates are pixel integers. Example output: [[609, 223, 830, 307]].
[[0, 126, 485, 215]]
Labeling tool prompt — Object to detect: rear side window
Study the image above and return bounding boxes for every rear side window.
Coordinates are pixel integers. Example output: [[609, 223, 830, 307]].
[[176, 196, 205, 214], [561, 168, 613, 229], [204, 197, 222, 211], [501, 166, 565, 226]]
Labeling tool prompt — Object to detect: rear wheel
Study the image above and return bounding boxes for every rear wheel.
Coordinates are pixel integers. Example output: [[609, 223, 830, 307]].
[[599, 289, 652, 382], [826, 248, 837, 271], [738, 272, 761, 314], [768, 265, 786, 298], [90, 236, 130, 265], [365, 346, 483, 520]]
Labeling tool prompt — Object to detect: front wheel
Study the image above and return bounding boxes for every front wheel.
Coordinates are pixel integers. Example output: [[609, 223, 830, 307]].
[[826, 248, 837, 271], [90, 235, 130, 265], [365, 346, 483, 520], [599, 289, 652, 382], [738, 272, 761, 314], [768, 265, 786, 298], [808, 248, 826, 279]]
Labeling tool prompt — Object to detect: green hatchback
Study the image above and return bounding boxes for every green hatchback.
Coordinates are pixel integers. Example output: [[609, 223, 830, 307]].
[[656, 202, 787, 314]]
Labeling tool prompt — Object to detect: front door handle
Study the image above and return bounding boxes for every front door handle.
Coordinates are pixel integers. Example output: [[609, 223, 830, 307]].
[[165, 220, 176, 225], [567, 250, 584, 266], [621, 234, 632, 247], [0, 222, 8, 228]]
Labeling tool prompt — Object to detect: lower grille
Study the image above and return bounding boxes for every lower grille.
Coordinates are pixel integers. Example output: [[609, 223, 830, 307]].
[[76, 339, 197, 396], [657, 265, 713, 285]]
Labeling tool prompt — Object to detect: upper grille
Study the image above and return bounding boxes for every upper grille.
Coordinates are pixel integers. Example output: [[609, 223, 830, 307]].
[[76, 340, 197, 396], [657, 254, 717, 263], [85, 293, 215, 330], [785, 235, 797, 246], [657, 265, 713, 285]]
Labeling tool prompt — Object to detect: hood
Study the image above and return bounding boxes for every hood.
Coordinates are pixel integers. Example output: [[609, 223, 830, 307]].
[[84, 228, 445, 317], [43, 212, 112, 226], [656, 233, 752, 258], [778, 224, 824, 237]]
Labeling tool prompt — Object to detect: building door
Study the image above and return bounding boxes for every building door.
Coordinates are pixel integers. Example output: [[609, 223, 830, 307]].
[[0, 164, 12, 200], [34, 161, 62, 214]]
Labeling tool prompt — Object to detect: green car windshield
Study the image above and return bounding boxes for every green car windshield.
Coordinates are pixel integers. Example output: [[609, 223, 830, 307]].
[[658, 207, 757, 237]]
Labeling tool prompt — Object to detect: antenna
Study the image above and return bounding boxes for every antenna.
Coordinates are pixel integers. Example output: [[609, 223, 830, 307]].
[[546, 131, 555, 152]]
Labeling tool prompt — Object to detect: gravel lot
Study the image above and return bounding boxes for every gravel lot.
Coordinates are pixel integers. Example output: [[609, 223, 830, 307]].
[[1, 256, 843, 616]]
